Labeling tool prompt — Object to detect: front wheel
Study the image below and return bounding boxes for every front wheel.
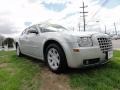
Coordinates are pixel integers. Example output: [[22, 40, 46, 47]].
[[45, 44, 67, 73]]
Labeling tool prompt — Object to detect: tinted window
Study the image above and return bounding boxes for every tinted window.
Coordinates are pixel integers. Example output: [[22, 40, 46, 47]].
[[40, 28, 55, 33], [27, 26, 38, 34]]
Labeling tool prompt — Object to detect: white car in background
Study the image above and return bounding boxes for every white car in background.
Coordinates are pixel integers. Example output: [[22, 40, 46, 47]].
[[16, 23, 113, 73], [112, 35, 120, 40]]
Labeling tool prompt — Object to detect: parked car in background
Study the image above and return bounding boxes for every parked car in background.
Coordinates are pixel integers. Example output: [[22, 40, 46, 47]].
[[112, 35, 120, 40], [15, 23, 113, 73]]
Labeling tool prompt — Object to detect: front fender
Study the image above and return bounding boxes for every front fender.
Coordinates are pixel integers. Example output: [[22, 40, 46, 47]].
[[43, 36, 74, 67]]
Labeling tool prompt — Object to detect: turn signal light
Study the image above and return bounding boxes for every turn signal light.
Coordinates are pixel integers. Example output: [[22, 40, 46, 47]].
[[73, 48, 80, 52]]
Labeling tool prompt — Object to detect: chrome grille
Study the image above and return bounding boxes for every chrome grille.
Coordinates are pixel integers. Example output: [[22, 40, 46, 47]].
[[97, 37, 112, 53]]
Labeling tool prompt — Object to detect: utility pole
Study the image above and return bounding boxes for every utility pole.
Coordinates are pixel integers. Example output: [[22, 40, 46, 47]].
[[78, 22, 80, 31], [104, 25, 107, 34], [80, 2, 88, 32], [73, 27, 74, 31], [96, 20, 101, 32], [114, 22, 117, 35]]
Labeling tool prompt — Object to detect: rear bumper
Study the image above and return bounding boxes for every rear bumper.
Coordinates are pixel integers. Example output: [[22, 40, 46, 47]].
[[66, 46, 113, 68]]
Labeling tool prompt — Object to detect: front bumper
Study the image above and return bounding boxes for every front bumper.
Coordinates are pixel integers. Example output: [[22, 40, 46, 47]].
[[66, 46, 113, 68]]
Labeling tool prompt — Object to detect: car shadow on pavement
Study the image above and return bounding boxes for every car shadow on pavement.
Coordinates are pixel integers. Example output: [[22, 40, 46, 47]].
[[18, 54, 46, 68], [30, 55, 106, 74], [66, 64, 107, 74], [19, 54, 109, 75]]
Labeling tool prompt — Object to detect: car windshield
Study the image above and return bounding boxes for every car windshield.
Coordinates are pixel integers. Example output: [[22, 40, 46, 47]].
[[38, 23, 68, 32]]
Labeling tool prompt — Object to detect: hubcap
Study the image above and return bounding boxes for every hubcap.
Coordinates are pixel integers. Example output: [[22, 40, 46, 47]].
[[47, 48, 60, 70]]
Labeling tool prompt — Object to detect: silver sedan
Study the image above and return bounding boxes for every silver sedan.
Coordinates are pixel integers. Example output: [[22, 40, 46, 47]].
[[16, 23, 113, 73]]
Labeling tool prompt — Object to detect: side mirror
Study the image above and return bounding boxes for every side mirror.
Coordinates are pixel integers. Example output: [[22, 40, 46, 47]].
[[29, 30, 38, 34]]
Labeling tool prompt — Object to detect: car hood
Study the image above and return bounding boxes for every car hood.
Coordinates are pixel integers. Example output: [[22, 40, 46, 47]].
[[61, 31, 99, 37]]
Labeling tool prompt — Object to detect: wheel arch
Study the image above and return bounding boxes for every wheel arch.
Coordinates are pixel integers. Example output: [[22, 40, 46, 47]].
[[15, 42, 18, 49], [43, 39, 68, 64], [15, 42, 21, 50], [43, 40, 64, 56]]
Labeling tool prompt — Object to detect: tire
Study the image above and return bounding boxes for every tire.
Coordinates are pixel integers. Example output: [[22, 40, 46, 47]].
[[16, 44, 22, 57], [45, 43, 67, 73]]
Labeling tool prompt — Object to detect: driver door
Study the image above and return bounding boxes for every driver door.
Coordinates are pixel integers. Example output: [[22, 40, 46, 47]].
[[26, 26, 41, 58]]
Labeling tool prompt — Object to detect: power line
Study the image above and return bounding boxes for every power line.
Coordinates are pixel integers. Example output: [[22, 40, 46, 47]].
[[78, 22, 80, 31], [87, 0, 109, 23], [80, 2, 88, 31], [104, 25, 107, 34], [91, 0, 109, 18], [114, 22, 117, 35]]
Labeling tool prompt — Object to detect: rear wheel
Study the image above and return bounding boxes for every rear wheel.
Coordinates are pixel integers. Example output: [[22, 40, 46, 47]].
[[45, 43, 67, 73], [16, 44, 22, 57]]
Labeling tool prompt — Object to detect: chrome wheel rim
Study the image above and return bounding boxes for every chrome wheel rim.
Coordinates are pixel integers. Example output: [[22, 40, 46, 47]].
[[16, 46, 20, 56], [47, 48, 60, 70]]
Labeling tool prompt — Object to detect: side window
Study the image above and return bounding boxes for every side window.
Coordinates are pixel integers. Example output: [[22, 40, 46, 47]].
[[21, 29, 27, 35], [40, 27, 45, 33], [27, 26, 39, 34], [40, 27, 53, 33]]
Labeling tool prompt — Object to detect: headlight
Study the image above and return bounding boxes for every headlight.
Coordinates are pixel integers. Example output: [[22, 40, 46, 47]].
[[77, 37, 93, 47]]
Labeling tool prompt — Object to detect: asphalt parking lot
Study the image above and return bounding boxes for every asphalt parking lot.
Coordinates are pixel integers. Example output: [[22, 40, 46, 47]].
[[112, 39, 120, 50]]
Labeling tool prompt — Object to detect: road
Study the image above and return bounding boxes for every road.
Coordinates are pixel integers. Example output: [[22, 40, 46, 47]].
[[112, 39, 120, 50]]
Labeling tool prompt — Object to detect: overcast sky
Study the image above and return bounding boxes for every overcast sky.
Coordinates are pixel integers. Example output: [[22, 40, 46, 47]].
[[0, 0, 120, 37]]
